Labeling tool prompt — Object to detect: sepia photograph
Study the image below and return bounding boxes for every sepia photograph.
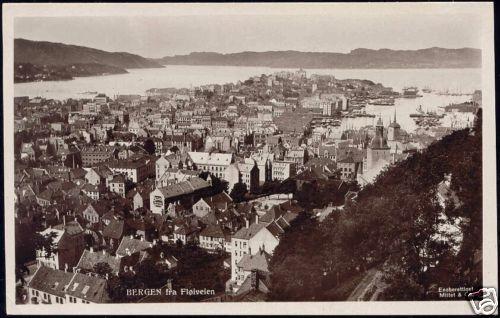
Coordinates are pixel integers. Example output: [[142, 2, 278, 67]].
[[3, 2, 497, 315]]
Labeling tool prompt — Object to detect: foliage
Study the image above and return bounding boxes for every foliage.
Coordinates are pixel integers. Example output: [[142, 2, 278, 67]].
[[15, 222, 56, 267], [143, 138, 156, 155], [268, 113, 482, 301], [93, 262, 113, 277], [229, 182, 248, 203], [108, 242, 229, 303]]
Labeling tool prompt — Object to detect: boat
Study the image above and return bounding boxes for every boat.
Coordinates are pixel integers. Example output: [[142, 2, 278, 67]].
[[368, 98, 395, 106], [410, 105, 445, 119], [422, 87, 432, 93], [355, 111, 376, 118], [414, 117, 441, 128], [399, 87, 423, 98]]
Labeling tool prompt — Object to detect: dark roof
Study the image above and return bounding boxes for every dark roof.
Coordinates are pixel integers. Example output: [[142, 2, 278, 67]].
[[199, 224, 226, 238], [266, 221, 285, 239], [200, 192, 232, 210], [28, 265, 74, 298], [110, 174, 126, 184], [115, 236, 152, 257], [77, 249, 122, 274], [233, 223, 266, 240], [65, 272, 109, 303], [237, 249, 272, 272], [53, 220, 84, 236], [102, 219, 125, 240]]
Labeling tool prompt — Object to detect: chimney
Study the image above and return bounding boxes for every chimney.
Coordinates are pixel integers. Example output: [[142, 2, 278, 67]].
[[105, 273, 109, 280], [64, 263, 68, 272], [126, 248, 131, 256], [63, 215, 66, 226], [90, 247, 94, 253], [140, 236, 144, 242], [102, 249, 106, 255], [245, 218, 249, 228], [255, 214, 259, 224]]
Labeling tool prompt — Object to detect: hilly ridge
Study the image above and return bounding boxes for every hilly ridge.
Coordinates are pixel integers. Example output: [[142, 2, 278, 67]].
[[15, 38, 163, 69], [156, 47, 481, 69]]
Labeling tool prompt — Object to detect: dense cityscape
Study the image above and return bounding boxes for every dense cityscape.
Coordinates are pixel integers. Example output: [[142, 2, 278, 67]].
[[14, 68, 482, 303]]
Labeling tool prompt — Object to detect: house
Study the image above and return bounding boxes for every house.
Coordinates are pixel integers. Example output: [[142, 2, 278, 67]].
[[115, 236, 153, 258], [224, 164, 241, 193], [149, 177, 211, 215], [76, 248, 122, 275], [271, 161, 297, 181], [173, 222, 201, 245], [65, 271, 110, 304], [81, 183, 100, 200], [107, 155, 156, 183], [20, 142, 36, 161], [108, 174, 127, 197], [284, 148, 308, 166], [199, 224, 230, 252], [81, 145, 117, 167], [156, 168, 200, 188], [131, 187, 153, 211], [228, 220, 280, 293], [238, 161, 260, 193], [102, 218, 126, 251], [36, 220, 86, 271], [27, 265, 73, 304], [192, 192, 233, 218], [36, 189, 57, 207], [85, 166, 113, 186], [163, 255, 178, 269], [234, 249, 272, 288], [337, 154, 362, 181], [126, 216, 155, 241], [188, 152, 234, 179], [82, 202, 109, 224]]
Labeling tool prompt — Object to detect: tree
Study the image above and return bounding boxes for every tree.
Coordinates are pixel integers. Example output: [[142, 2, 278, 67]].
[[229, 182, 247, 203], [268, 119, 483, 301], [46, 143, 56, 157], [143, 138, 156, 155], [93, 262, 113, 277]]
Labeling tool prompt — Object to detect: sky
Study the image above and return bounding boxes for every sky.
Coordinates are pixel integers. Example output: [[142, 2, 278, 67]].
[[14, 5, 484, 58]]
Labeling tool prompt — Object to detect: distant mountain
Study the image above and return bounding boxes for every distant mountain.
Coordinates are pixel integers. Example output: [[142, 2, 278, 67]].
[[15, 38, 163, 69], [155, 48, 481, 69]]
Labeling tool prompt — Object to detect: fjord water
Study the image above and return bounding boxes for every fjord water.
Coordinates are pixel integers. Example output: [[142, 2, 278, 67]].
[[14, 65, 481, 131]]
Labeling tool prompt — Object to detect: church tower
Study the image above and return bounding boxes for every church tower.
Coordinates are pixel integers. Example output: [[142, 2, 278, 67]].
[[387, 111, 401, 142], [365, 117, 391, 172]]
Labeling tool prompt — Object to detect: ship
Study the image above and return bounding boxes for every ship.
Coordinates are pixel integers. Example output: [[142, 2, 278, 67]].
[[414, 117, 441, 128], [399, 87, 422, 98], [410, 105, 445, 119], [422, 87, 432, 93], [368, 98, 395, 106]]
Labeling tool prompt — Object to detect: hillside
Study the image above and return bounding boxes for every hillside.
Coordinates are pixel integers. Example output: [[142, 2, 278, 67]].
[[14, 62, 128, 83], [268, 111, 482, 301], [156, 47, 481, 69], [14, 38, 163, 69]]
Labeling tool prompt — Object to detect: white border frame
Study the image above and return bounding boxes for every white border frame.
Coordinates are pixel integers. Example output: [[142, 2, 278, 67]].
[[3, 2, 496, 315]]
